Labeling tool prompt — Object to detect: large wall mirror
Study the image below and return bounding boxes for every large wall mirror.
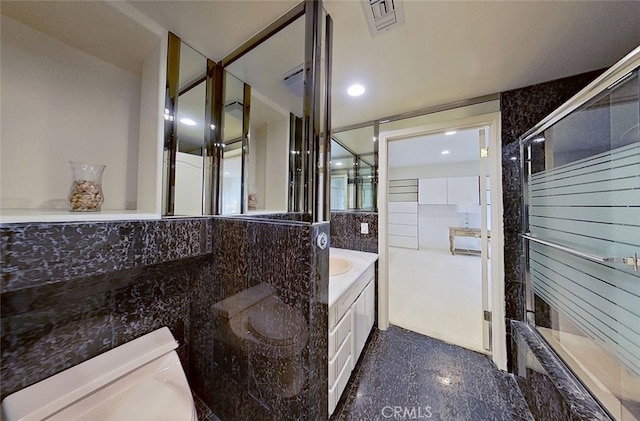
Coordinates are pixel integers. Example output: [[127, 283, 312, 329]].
[[163, 34, 215, 216], [221, 73, 245, 214], [330, 125, 377, 210], [223, 14, 304, 214], [163, 1, 331, 221], [174, 42, 207, 215]]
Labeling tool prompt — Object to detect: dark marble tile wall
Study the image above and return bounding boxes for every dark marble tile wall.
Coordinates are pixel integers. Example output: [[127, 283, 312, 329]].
[[511, 321, 612, 421], [499, 69, 604, 371], [330, 211, 378, 253], [191, 217, 329, 421], [0, 218, 211, 401]]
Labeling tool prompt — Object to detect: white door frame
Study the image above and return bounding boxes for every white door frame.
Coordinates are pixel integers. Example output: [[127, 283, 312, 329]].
[[377, 112, 507, 371]]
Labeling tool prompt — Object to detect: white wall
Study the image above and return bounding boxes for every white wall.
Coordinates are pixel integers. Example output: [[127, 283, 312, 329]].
[[249, 124, 267, 209], [389, 160, 479, 180], [136, 36, 166, 214], [264, 117, 289, 211], [174, 152, 203, 215], [0, 16, 141, 211], [418, 204, 482, 249]]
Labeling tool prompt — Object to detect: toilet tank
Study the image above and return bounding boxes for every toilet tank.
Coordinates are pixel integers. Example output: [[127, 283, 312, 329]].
[[2, 327, 195, 421]]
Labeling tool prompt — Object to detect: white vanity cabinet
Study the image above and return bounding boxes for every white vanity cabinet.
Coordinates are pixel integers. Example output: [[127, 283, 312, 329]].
[[328, 264, 375, 416], [352, 279, 375, 368]]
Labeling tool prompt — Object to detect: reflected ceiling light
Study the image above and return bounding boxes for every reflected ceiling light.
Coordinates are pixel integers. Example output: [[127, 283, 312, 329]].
[[445, 130, 457, 136], [532, 136, 545, 143], [210, 124, 216, 130], [180, 118, 196, 126], [510, 156, 517, 161], [441, 150, 450, 155], [437, 376, 452, 386], [347, 84, 365, 96]]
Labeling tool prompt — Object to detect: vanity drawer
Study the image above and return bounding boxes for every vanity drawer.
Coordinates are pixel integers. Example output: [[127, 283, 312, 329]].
[[328, 331, 351, 387], [329, 309, 352, 359], [328, 347, 352, 416]]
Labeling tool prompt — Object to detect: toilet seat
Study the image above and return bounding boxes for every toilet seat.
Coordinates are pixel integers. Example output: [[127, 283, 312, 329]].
[[230, 294, 308, 355], [247, 296, 306, 346], [47, 352, 197, 421], [2, 328, 197, 421]]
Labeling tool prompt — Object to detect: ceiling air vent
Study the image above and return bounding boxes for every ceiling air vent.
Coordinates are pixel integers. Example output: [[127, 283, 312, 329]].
[[282, 64, 305, 98], [224, 101, 244, 120], [361, 0, 405, 37]]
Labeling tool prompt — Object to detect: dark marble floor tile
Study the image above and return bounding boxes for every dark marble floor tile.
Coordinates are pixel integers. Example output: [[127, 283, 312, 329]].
[[332, 325, 534, 421]]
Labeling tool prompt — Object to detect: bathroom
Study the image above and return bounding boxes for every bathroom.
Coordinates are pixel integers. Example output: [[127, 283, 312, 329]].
[[1, 1, 640, 420]]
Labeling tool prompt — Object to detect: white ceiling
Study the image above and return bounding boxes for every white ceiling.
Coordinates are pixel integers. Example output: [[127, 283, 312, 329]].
[[4, 1, 639, 132], [388, 128, 480, 169], [129, 0, 640, 129], [0, 1, 160, 76]]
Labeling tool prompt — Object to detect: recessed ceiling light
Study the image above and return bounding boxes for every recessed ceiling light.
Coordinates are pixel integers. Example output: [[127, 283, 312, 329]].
[[445, 130, 457, 136], [180, 118, 196, 126], [347, 84, 365, 97], [335, 162, 343, 166], [441, 150, 450, 155]]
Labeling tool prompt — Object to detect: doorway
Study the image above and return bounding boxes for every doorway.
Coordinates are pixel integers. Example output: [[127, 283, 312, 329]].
[[378, 112, 507, 370]]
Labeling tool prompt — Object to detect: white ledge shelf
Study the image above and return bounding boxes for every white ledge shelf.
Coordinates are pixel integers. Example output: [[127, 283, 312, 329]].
[[0, 209, 161, 224]]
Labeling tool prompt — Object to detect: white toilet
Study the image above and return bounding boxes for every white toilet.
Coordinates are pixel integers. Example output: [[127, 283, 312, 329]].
[[2, 327, 197, 421]]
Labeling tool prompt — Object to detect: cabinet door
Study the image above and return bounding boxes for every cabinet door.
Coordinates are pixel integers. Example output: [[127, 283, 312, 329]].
[[352, 280, 375, 368], [418, 178, 447, 204], [447, 176, 479, 205]]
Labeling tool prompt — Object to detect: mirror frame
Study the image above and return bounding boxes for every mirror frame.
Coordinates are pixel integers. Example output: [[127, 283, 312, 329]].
[[163, 33, 222, 216]]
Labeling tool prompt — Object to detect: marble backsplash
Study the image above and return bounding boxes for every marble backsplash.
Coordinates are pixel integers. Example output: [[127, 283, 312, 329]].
[[330, 211, 378, 253]]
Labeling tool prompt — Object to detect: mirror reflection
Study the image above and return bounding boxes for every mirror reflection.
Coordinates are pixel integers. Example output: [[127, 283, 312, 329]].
[[174, 41, 207, 215], [223, 15, 305, 214], [330, 125, 376, 210], [222, 73, 245, 214]]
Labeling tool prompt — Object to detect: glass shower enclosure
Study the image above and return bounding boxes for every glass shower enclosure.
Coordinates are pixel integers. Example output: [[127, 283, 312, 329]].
[[521, 49, 639, 421]]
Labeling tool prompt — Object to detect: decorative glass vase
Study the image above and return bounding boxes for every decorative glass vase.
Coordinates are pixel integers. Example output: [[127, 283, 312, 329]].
[[67, 161, 105, 212]]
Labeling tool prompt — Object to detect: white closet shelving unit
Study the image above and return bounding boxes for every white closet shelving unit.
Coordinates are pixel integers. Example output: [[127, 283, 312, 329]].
[[388, 179, 419, 249]]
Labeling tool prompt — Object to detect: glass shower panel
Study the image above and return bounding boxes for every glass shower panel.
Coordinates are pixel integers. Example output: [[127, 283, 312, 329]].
[[526, 69, 640, 421]]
